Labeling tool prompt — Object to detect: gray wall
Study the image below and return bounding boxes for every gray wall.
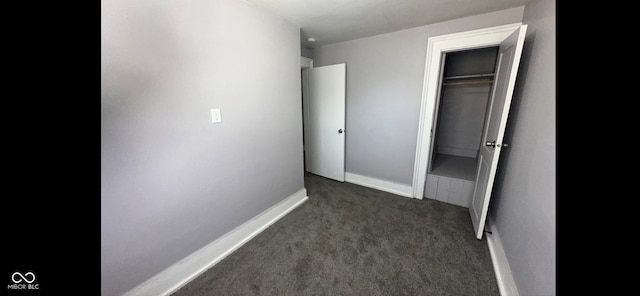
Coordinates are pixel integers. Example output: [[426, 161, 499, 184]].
[[300, 29, 315, 59], [443, 47, 498, 77], [301, 46, 315, 59], [101, 0, 303, 295], [436, 48, 497, 158], [435, 85, 491, 157], [489, 0, 555, 294], [314, 6, 525, 185]]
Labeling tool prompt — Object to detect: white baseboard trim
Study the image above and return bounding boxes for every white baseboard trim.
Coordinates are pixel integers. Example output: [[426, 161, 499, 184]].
[[486, 217, 519, 296], [124, 188, 309, 296], [345, 172, 413, 198]]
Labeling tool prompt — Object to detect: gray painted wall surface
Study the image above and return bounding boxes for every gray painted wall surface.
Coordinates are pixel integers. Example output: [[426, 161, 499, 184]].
[[101, 0, 303, 295], [436, 48, 497, 158], [435, 85, 491, 157], [489, 0, 555, 294], [301, 46, 315, 59], [443, 47, 498, 77], [300, 29, 316, 59], [314, 6, 524, 185]]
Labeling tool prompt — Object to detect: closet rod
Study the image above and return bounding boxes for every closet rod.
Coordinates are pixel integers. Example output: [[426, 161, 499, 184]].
[[443, 79, 493, 86], [444, 73, 495, 80]]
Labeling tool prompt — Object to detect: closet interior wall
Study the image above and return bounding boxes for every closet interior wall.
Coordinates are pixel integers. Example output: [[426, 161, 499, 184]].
[[424, 47, 499, 207]]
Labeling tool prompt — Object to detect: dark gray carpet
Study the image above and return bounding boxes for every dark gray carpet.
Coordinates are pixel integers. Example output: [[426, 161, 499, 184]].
[[172, 173, 499, 295]]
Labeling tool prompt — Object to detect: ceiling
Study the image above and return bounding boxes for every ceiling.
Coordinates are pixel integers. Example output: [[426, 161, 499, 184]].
[[245, 0, 529, 49]]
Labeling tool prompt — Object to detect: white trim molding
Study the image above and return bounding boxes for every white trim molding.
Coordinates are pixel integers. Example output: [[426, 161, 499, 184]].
[[345, 172, 413, 198], [486, 217, 519, 296], [124, 188, 309, 296], [411, 23, 523, 199], [300, 56, 313, 69]]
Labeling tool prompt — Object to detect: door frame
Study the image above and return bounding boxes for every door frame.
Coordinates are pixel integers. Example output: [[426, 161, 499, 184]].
[[411, 23, 523, 199], [300, 56, 313, 173], [301, 56, 313, 69]]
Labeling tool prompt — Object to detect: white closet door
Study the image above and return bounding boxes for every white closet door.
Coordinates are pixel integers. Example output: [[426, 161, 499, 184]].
[[469, 25, 527, 239], [302, 64, 346, 182]]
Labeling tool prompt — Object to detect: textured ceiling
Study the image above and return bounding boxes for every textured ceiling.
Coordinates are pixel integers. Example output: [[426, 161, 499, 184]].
[[245, 0, 529, 48]]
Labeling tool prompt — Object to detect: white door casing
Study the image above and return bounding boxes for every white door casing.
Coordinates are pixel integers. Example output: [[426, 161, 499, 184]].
[[300, 56, 313, 69], [302, 64, 346, 182], [469, 25, 527, 239]]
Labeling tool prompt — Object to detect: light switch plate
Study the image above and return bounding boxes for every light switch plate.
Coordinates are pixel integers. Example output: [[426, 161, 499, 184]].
[[211, 108, 221, 123]]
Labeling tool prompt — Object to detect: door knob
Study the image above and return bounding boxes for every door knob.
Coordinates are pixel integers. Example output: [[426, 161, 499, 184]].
[[486, 141, 509, 148], [338, 129, 343, 134]]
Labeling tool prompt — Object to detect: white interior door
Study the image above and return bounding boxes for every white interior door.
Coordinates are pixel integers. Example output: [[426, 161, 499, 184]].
[[470, 25, 527, 239], [302, 63, 346, 182]]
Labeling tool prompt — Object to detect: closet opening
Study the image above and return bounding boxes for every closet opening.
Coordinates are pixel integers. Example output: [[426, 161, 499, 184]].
[[423, 46, 499, 207]]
